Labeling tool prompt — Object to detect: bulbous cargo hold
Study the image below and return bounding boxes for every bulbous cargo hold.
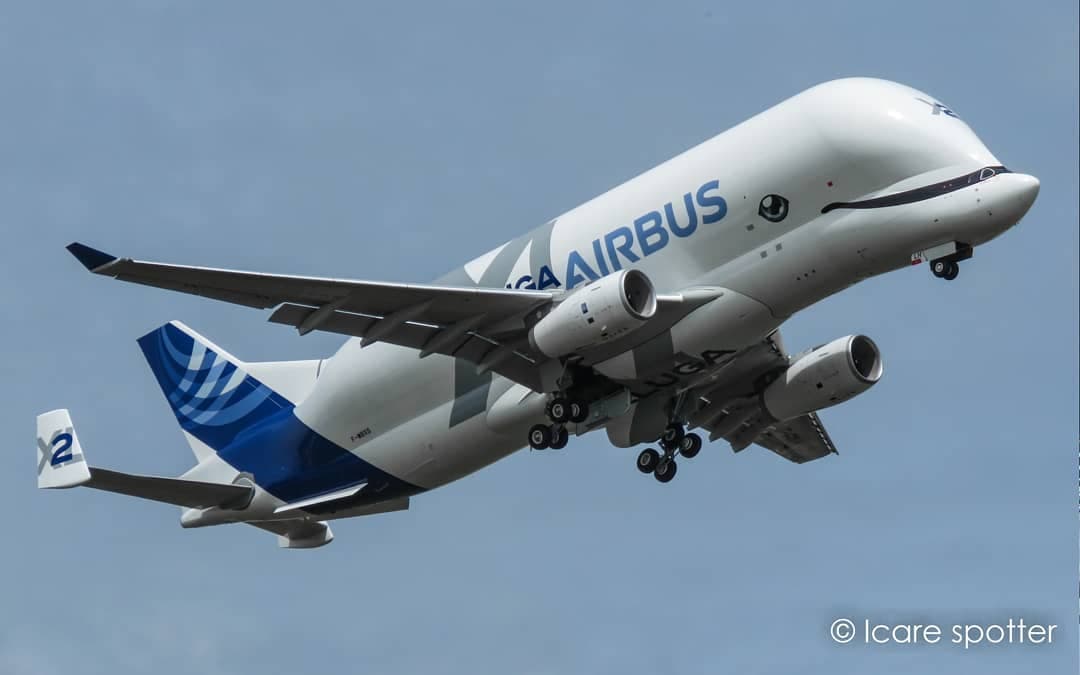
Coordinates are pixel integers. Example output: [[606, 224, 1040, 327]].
[[762, 335, 883, 421], [528, 269, 657, 358]]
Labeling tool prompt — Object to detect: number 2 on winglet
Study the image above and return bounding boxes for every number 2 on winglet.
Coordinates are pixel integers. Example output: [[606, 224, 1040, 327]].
[[50, 433, 73, 466]]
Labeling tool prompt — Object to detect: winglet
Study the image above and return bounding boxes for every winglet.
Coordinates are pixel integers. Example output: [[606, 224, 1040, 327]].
[[37, 409, 91, 489], [66, 242, 118, 272]]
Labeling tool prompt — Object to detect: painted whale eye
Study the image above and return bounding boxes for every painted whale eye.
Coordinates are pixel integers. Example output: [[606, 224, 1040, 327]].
[[758, 194, 789, 222]]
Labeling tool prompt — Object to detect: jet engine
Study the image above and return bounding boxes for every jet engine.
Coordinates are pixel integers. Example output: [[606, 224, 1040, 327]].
[[762, 335, 883, 421], [529, 269, 657, 358]]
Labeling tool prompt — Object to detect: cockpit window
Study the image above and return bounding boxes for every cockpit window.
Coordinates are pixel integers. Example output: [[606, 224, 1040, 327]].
[[821, 165, 1010, 214]]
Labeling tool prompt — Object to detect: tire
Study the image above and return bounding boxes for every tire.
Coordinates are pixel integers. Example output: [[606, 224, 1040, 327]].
[[548, 397, 571, 424], [569, 400, 589, 424], [549, 425, 569, 450], [654, 459, 678, 483], [943, 262, 959, 280], [528, 424, 552, 450], [932, 260, 947, 277], [637, 448, 661, 473], [679, 432, 702, 459]]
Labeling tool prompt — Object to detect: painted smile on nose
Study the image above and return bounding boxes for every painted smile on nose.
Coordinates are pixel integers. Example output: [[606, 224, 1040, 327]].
[[820, 165, 1012, 214]]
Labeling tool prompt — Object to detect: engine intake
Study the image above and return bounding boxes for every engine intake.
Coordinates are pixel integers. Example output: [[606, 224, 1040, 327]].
[[529, 269, 657, 358], [762, 335, 883, 421]]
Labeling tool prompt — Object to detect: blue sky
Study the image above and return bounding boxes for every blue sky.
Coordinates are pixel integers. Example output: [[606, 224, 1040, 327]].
[[1, 2, 1076, 673]]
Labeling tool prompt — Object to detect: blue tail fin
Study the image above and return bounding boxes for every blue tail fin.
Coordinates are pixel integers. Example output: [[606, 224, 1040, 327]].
[[137, 322, 294, 455], [137, 321, 417, 505]]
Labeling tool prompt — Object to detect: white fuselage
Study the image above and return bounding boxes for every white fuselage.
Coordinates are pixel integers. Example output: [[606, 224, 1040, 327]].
[[222, 78, 1037, 521]]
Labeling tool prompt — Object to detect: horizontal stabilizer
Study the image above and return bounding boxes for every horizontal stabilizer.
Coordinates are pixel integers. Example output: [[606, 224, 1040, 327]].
[[84, 468, 253, 509], [36, 409, 253, 509]]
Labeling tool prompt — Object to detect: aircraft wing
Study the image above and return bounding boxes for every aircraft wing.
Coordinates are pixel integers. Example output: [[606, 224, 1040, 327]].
[[66, 242, 556, 323], [67, 243, 714, 392], [682, 332, 839, 463], [747, 413, 837, 463], [66, 243, 841, 461]]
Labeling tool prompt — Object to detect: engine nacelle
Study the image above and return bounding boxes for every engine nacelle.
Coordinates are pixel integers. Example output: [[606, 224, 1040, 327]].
[[762, 335, 883, 421], [529, 269, 657, 358]]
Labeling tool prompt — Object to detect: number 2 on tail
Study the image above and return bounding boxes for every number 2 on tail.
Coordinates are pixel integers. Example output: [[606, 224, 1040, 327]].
[[50, 433, 73, 466]]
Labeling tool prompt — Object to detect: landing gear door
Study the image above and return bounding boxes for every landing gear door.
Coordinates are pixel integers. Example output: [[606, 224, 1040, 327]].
[[602, 392, 667, 448], [576, 388, 633, 435]]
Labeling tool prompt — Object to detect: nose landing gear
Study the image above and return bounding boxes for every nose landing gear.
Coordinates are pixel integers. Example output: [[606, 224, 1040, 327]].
[[636, 423, 703, 483], [931, 259, 960, 281], [925, 242, 972, 282]]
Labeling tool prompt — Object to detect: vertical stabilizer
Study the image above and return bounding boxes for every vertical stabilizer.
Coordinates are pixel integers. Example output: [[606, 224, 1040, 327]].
[[137, 321, 295, 457]]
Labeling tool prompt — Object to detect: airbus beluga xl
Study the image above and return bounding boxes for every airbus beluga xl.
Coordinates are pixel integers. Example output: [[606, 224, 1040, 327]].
[[37, 78, 1039, 548]]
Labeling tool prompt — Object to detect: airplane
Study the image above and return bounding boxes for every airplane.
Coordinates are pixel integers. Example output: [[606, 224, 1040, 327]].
[[36, 77, 1039, 549]]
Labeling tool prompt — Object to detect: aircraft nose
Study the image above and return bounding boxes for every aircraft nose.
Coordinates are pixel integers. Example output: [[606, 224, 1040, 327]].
[[990, 172, 1040, 227], [1008, 173, 1040, 216]]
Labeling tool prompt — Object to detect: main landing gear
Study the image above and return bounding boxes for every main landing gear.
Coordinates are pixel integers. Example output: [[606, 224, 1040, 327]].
[[636, 422, 703, 483], [527, 394, 589, 450]]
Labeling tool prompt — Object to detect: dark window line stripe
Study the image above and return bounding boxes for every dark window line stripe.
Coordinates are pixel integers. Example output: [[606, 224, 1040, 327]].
[[821, 165, 1010, 214]]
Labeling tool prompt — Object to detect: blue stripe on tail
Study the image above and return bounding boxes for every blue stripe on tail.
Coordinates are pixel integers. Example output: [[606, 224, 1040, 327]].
[[138, 323, 293, 450], [138, 323, 421, 506]]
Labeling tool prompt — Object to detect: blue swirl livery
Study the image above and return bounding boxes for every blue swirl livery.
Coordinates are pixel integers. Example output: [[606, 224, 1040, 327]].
[[137, 321, 420, 506], [138, 322, 292, 450]]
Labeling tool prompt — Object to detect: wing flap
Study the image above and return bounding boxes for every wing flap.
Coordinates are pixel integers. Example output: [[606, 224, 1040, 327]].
[[697, 402, 838, 464], [268, 303, 548, 390], [751, 413, 837, 463]]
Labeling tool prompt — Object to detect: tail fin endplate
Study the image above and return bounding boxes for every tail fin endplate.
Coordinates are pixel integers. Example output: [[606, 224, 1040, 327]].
[[36, 409, 91, 489], [36, 408, 253, 509]]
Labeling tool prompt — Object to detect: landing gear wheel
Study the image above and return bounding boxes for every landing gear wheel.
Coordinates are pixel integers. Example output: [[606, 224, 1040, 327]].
[[528, 424, 551, 450], [943, 261, 959, 280], [931, 259, 948, 278], [549, 425, 569, 450], [679, 432, 702, 459], [547, 397, 571, 424], [637, 448, 661, 473], [659, 424, 684, 451], [654, 458, 678, 483], [568, 400, 590, 424]]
